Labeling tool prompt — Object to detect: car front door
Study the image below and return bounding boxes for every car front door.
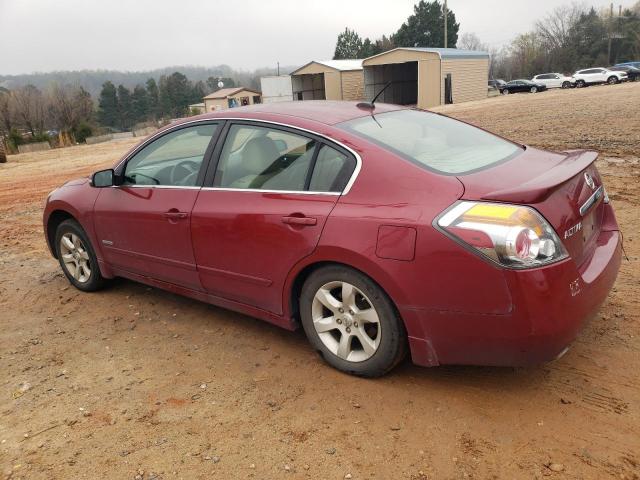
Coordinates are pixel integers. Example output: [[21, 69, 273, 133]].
[[93, 122, 220, 290], [191, 121, 357, 314], [549, 74, 562, 88]]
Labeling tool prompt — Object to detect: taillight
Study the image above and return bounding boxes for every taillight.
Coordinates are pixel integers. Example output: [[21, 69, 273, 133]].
[[436, 201, 568, 268]]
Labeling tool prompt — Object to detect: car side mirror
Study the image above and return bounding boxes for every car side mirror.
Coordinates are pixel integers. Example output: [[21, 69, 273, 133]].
[[91, 169, 115, 188]]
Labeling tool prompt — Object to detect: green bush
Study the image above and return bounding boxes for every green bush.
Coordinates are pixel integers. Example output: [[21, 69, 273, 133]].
[[74, 122, 93, 143]]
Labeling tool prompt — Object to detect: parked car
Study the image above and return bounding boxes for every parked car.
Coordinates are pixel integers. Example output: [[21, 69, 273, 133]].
[[572, 68, 627, 87], [531, 73, 575, 89], [488, 79, 506, 90], [500, 79, 547, 94], [615, 61, 640, 70], [43, 102, 621, 377], [608, 65, 640, 82]]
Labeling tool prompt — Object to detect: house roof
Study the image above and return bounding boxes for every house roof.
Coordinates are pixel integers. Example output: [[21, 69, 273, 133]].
[[364, 47, 490, 62], [291, 59, 363, 75], [203, 87, 261, 100]]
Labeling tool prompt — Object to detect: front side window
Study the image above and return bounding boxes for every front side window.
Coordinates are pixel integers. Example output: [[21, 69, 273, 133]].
[[214, 124, 316, 191], [123, 123, 218, 186], [339, 109, 522, 175]]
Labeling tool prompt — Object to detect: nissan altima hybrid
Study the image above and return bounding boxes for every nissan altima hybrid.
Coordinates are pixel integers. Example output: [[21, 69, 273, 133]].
[[43, 101, 621, 377]]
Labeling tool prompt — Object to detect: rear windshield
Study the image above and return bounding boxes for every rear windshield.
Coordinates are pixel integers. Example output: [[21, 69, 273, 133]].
[[338, 109, 522, 175]]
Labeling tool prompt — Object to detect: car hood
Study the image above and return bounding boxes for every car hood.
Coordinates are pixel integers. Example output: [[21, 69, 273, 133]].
[[61, 177, 90, 188]]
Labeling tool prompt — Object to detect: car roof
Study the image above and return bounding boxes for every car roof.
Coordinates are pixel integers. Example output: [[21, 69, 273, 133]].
[[180, 101, 408, 126]]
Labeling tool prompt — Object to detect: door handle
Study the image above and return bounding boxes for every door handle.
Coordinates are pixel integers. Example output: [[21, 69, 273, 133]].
[[163, 210, 188, 220], [281, 215, 317, 226]]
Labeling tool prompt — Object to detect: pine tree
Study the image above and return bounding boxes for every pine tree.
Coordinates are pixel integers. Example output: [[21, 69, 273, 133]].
[[131, 85, 150, 124], [116, 85, 133, 130], [333, 28, 364, 59], [97, 81, 118, 127], [392, 1, 459, 48]]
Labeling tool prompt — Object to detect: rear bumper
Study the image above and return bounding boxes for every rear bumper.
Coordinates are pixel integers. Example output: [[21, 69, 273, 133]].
[[404, 229, 622, 367]]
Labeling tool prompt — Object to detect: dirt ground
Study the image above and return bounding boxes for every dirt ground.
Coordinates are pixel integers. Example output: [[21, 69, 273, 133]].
[[1, 82, 639, 480]]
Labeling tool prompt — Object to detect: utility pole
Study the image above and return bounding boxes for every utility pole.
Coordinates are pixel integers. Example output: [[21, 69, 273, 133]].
[[443, 0, 448, 48], [277, 62, 280, 76], [607, 2, 613, 65]]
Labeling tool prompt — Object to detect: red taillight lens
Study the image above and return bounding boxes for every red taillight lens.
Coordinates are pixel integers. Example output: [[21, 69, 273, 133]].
[[437, 202, 567, 268]]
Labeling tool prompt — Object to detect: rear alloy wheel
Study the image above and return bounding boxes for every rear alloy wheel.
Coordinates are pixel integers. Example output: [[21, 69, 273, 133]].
[[576, 80, 586, 88], [530, 86, 538, 93], [55, 219, 106, 292], [300, 266, 407, 377], [607, 76, 618, 85], [562, 81, 571, 89]]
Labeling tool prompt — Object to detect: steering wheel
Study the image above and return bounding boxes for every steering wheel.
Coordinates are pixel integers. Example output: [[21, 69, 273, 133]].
[[170, 160, 200, 186]]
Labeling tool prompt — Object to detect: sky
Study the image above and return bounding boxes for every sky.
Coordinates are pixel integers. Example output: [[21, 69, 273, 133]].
[[0, 0, 635, 75]]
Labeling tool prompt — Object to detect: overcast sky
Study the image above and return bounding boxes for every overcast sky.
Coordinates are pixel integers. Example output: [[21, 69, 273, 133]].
[[0, 0, 634, 75]]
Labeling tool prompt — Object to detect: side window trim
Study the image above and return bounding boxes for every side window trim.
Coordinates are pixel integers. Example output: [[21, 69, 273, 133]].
[[115, 120, 223, 188], [202, 119, 358, 195]]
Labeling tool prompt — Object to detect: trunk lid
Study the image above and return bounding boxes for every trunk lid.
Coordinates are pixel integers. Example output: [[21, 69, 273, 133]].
[[458, 147, 605, 267]]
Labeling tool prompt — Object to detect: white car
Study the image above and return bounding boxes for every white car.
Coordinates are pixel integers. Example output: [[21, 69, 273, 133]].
[[572, 68, 627, 87], [531, 73, 575, 89]]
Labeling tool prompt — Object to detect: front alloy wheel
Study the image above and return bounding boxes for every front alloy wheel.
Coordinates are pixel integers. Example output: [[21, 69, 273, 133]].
[[300, 265, 407, 377], [55, 219, 106, 291], [530, 86, 538, 93], [60, 232, 92, 283]]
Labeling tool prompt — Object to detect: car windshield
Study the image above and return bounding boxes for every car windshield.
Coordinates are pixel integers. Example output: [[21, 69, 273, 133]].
[[338, 109, 522, 175]]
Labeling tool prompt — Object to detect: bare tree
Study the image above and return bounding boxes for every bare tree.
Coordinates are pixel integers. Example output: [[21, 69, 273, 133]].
[[0, 136, 6, 163], [458, 32, 487, 51], [0, 89, 12, 136], [47, 84, 93, 145], [10, 85, 46, 137], [535, 2, 585, 56]]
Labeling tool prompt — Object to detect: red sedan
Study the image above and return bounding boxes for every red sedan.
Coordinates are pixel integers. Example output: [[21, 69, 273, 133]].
[[43, 101, 621, 377]]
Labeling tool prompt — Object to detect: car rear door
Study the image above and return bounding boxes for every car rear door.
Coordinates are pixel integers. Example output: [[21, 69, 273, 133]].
[[93, 122, 220, 290], [191, 121, 358, 314]]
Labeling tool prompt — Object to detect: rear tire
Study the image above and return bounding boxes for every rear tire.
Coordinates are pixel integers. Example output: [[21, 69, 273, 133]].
[[576, 80, 586, 88], [299, 265, 407, 377], [55, 219, 106, 292]]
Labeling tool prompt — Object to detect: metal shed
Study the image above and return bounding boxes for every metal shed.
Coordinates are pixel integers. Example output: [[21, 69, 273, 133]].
[[290, 60, 364, 101], [362, 48, 489, 108]]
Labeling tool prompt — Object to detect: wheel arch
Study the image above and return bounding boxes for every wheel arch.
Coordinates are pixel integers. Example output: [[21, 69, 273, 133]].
[[285, 251, 409, 328], [46, 209, 77, 258]]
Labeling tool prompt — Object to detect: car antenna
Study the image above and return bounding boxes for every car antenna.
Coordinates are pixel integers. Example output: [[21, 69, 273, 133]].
[[357, 81, 392, 110]]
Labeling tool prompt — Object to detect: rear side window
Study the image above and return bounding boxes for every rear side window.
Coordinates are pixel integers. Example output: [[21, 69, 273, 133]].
[[309, 145, 356, 192], [214, 124, 316, 191], [339, 110, 522, 175]]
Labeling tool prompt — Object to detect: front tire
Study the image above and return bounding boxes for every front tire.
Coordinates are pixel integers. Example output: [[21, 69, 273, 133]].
[[576, 80, 586, 88], [562, 81, 571, 89], [55, 219, 106, 292], [530, 86, 538, 93], [607, 76, 618, 85], [299, 266, 407, 377], [501, 88, 510, 95]]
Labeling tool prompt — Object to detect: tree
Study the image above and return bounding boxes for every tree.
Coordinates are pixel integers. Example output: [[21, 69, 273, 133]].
[[47, 84, 93, 145], [0, 136, 5, 163], [392, 0, 459, 48], [333, 28, 364, 59], [158, 72, 192, 118], [116, 85, 133, 130], [0, 87, 14, 137], [97, 81, 118, 127], [131, 85, 150, 124], [10, 85, 46, 137], [359, 38, 382, 58], [458, 32, 486, 51], [146, 78, 160, 119]]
